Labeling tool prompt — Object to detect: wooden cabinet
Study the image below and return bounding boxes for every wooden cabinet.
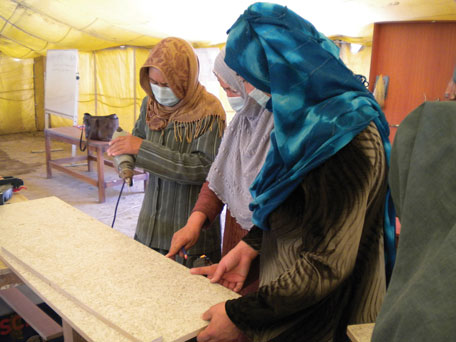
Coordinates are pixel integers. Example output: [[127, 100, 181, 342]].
[[369, 21, 456, 141]]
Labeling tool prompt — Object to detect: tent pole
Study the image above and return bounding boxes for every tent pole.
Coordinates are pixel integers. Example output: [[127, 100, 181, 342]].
[[133, 47, 137, 125], [93, 51, 98, 115]]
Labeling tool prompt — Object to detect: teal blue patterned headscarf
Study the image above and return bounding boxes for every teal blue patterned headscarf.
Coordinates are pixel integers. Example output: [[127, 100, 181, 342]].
[[225, 2, 396, 279]]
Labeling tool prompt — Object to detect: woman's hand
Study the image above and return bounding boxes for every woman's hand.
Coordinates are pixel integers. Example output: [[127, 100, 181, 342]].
[[166, 211, 207, 259], [191, 240, 258, 292], [107, 134, 143, 156], [197, 302, 241, 342]]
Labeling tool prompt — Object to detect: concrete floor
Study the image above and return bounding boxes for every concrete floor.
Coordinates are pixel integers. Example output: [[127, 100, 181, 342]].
[[0, 131, 145, 239]]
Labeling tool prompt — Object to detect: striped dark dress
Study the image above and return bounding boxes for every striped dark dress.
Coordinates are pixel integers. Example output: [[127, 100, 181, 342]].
[[226, 122, 387, 342]]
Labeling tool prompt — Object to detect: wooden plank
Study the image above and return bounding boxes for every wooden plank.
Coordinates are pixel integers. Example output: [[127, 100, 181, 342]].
[[0, 197, 240, 342], [52, 155, 88, 164], [0, 287, 63, 340], [0, 248, 134, 342], [49, 161, 99, 187], [347, 323, 375, 342]]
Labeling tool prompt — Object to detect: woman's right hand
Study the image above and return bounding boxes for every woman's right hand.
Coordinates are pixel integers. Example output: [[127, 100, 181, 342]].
[[166, 211, 207, 259]]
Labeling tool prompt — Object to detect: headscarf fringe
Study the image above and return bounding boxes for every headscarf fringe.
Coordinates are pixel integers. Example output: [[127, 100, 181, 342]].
[[172, 115, 225, 143]]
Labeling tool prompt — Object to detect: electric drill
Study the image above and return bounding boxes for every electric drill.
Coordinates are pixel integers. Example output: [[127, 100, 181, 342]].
[[112, 127, 135, 186]]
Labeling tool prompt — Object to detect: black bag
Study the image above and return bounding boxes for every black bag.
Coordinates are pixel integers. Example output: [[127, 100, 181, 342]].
[[79, 113, 119, 151]]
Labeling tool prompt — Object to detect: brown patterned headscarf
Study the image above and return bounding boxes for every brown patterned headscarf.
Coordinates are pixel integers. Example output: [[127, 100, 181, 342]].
[[139, 37, 225, 141]]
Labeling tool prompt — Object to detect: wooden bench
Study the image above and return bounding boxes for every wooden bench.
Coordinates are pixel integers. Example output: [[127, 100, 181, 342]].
[[44, 126, 147, 203]]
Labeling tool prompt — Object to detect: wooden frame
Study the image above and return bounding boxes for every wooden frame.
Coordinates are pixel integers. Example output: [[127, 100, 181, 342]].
[[44, 126, 147, 203]]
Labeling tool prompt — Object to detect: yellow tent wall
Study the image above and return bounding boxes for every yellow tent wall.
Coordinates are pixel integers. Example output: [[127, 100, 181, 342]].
[[0, 47, 150, 135], [0, 56, 35, 134], [0, 44, 371, 135]]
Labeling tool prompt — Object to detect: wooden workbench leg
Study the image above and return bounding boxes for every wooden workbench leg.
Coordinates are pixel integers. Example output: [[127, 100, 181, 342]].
[[87, 147, 92, 172], [62, 320, 87, 342], [45, 131, 52, 178], [96, 147, 106, 203]]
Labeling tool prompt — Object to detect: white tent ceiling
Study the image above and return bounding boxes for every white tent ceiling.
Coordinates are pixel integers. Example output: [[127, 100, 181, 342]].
[[123, 0, 456, 42], [1, 0, 456, 58]]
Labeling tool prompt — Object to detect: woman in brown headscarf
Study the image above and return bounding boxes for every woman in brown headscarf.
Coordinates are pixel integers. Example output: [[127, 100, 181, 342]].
[[108, 37, 226, 267]]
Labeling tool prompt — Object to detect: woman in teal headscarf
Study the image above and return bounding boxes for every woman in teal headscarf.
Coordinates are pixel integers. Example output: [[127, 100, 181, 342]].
[[191, 3, 396, 342]]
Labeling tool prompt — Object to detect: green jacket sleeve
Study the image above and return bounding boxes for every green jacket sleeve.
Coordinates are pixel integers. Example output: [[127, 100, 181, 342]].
[[133, 97, 223, 185]]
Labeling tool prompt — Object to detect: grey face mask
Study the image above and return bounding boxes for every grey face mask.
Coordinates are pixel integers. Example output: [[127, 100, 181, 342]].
[[248, 88, 270, 108], [150, 83, 180, 106], [227, 96, 245, 112]]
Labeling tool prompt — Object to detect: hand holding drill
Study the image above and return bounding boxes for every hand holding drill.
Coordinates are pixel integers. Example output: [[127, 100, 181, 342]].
[[108, 127, 142, 186]]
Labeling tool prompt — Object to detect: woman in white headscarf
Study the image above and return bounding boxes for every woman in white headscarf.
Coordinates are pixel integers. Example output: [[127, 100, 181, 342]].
[[166, 48, 273, 293]]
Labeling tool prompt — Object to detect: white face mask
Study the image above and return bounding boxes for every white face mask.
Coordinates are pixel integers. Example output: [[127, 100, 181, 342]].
[[227, 96, 245, 112], [150, 83, 180, 107], [248, 88, 270, 108]]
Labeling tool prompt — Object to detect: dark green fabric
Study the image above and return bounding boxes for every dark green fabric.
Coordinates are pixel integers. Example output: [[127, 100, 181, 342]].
[[372, 101, 456, 342]]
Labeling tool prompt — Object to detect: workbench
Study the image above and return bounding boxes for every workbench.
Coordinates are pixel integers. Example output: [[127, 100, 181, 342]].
[[45, 126, 148, 203], [0, 197, 239, 342]]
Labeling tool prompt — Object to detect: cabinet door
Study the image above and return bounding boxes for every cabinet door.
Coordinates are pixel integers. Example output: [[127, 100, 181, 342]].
[[369, 21, 456, 141]]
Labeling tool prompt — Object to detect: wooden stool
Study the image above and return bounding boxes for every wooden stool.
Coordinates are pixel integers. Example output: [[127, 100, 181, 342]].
[[44, 126, 147, 203]]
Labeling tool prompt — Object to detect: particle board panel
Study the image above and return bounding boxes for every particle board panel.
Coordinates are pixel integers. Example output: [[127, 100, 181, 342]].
[[0, 250, 134, 342], [0, 197, 240, 342], [2, 247, 147, 342], [0, 192, 28, 273]]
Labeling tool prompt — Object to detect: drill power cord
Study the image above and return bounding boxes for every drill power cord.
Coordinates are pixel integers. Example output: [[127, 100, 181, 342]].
[[111, 180, 126, 228]]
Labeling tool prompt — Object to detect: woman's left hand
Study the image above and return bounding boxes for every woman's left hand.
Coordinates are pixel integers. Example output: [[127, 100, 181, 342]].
[[197, 302, 241, 342], [107, 135, 143, 156]]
